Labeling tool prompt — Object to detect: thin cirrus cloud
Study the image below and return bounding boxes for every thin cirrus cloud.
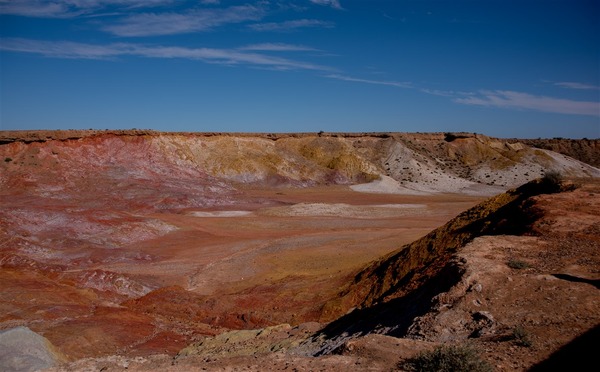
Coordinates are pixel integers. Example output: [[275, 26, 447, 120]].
[[238, 43, 319, 52], [454, 90, 600, 117], [420, 88, 460, 97], [309, 0, 343, 10], [0, 0, 175, 18], [0, 38, 127, 59], [326, 74, 412, 89], [0, 0, 77, 18], [553, 81, 600, 90], [0, 38, 333, 71], [103, 5, 265, 37], [1, 2, 335, 37], [334, 79, 599, 118], [249, 19, 334, 32]]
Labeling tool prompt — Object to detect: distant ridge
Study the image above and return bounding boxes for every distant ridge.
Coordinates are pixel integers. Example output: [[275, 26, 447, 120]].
[[1, 130, 598, 195]]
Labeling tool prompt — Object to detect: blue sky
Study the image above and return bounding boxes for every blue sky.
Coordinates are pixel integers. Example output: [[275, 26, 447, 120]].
[[1, 0, 599, 138]]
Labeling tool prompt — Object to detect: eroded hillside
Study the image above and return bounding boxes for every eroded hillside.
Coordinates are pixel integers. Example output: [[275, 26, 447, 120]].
[[1, 131, 598, 194], [519, 137, 600, 168]]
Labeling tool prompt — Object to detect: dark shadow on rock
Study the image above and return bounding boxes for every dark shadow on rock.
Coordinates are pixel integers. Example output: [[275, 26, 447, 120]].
[[311, 179, 575, 356], [552, 274, 600, 289], [313, 259, 464, 356], [528, 324, 600, 371]]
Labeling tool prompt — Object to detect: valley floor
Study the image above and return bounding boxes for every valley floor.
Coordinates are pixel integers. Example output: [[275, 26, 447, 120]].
[[0, 184, 483, 360], [38, 179, 600, 372]]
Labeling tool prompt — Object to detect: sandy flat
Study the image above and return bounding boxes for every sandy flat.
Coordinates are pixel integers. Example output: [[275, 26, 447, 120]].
[[189, 211, 253, 217]]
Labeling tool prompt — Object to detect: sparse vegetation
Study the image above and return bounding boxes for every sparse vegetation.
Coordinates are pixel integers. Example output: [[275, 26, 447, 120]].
[[542, 170, 562, 184], [4, 157, 12, 163], [540, 170, 563, 192], [512, 325, 533, 347], [507, 259, 529, 270], [403, 344, 493, 372]]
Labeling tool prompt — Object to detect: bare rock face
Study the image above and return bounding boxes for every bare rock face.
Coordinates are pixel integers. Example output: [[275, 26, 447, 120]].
[[304, 179, 600, 371], [0, 326, 65, 372], [519, 138, 600, 168]]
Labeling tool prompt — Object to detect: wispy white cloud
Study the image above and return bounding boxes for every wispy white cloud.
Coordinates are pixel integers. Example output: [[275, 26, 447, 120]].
[[309, 0, 343, 10], [0, 0, 77, 18], [553, 81, 600, 90], [238, 43, 318, 52], [1, 1, 335, 37], [249, 19, 334, 32], [104, 5, 265, 37], [0, 0, 175, 18], [99, 0, 175, 9], [326, 74, 412, 88], [0, 38, 128, 59], [0, 38, 333, 71], [420, 88, 457, 97], [454, 90, 600, 117]]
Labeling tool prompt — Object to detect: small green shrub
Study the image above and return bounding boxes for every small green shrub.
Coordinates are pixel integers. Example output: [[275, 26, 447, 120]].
[[507, 259, 529, 270], [540, 170, 563, 192], [512, 325, 532, 347], [403, 344, 493, 372]]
